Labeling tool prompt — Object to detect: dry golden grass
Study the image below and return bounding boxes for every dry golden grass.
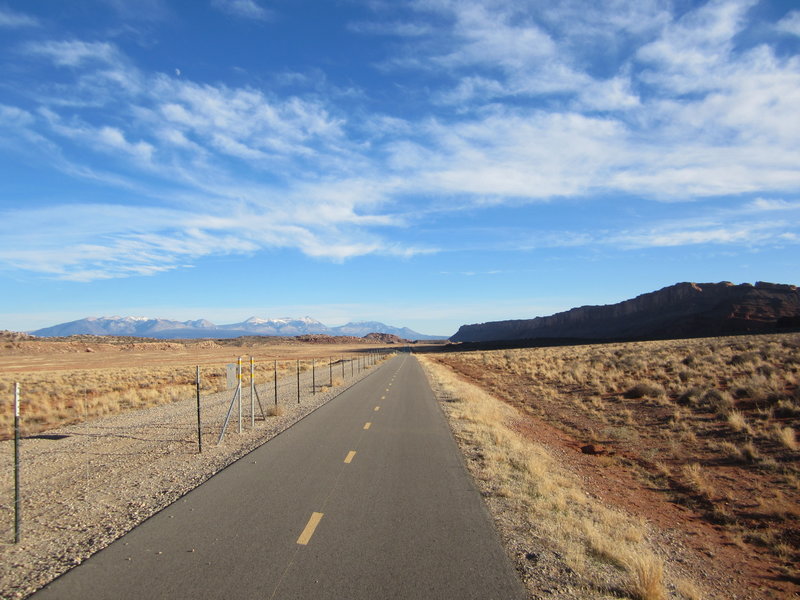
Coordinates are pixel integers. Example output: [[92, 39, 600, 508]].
[[681, 463, 715, 500], [675, 578, 704, 600], [0, 365, 207, 438], [432, 332, 800, 591], [726, 410, 751, 434], [623, 552, 667, 600], [741, 440, 761, 463], [0, 340, 387, 439], [419, 355, 672, 599], [439, 334, 798, 469], [775, 426, 797, 451]]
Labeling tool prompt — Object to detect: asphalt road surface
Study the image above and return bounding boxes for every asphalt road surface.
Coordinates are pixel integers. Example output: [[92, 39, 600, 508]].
[[34, 354, 526, 599]]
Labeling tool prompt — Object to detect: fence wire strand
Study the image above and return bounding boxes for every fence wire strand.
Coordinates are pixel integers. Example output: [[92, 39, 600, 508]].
[[0, 353, 390, 548]]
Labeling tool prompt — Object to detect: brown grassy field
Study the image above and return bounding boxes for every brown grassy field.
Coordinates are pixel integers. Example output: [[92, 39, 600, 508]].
[[427, 332, 799, 598], [421, 355, 674, 599], [0, 334, 390, 439]]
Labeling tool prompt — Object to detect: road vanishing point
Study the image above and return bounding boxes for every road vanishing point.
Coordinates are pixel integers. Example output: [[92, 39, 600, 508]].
[[34, 354, 527, 599]]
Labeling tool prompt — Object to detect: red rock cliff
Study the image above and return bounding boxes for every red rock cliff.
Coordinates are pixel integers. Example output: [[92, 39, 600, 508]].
[[450, 282, 800, 343]]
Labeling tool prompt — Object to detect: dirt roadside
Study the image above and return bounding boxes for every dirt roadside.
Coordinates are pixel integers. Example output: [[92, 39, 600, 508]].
[[421, 345, 799, 600]]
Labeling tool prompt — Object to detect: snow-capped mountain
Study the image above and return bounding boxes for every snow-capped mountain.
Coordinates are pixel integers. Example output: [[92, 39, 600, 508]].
[[31, 316, 214, 337], [219, 317, 329, 336], [30, 316, 444, 340]]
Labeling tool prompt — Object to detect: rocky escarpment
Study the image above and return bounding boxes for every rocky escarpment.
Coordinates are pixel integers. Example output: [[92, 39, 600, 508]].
[[362, 332, 409, 344], [450, 282, 800, 343]]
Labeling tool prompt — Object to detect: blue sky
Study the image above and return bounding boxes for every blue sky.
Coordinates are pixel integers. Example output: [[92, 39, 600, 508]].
[[1, 0, 798, 336]]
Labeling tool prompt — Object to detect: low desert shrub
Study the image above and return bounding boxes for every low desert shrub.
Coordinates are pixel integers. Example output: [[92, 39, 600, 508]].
[[730, 352, 761, 366], [719, 442, 744, 461], [775, 426, 797, 451], [677, 387, 704, 406], [742, 441, 761, 463], [702, 389, 734, 414], [675, 578, 704, 600], [734, 385, 756, 399], [727, 410, 751, 434], [623, 552, 667, 600], [756, 364, 775, 377], [624, 382, 665, 399], [681, 463, 715, 499]]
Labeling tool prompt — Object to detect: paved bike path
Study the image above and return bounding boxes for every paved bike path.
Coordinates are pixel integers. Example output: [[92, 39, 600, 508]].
[[34, 354, 526, 599]]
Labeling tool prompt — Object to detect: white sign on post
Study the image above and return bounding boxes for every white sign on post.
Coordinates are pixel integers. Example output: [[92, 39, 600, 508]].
[[226, 364, 237, 389]]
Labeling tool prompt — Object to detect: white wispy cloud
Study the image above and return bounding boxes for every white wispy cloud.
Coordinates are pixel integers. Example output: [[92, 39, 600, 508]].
[[37, 108, 155, 164], [613, 220, 795, 249], [745, 198, 800, 212], [22, 40, 121, 67], [0, 200, 387, 280], [0, 6, 39, 28], [636, 0, 757, 92], [151, 77, 346, 161], [776, 10, 800, 37], [211, 0, 272, 21], [372, 0, 800, 201], [347, 20, 432, 36], [2, 1, 799, 282], [406, 109, 633, 198], [0, 103, 35, 127]]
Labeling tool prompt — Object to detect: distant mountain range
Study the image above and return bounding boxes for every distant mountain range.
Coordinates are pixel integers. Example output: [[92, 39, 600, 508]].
[[31, 316, 444, 341], [450, 281, 800, 343]]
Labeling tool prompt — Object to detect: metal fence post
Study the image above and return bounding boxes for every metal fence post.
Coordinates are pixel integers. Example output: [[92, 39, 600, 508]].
[[296, 359, 300, 404], [312, 358, 316, 395], [250, 356, 255, 428], [237, 357, 242, 434], [196, 367, 202, 454], [274, 360, 278, 406], [14, 382, 20, 544]]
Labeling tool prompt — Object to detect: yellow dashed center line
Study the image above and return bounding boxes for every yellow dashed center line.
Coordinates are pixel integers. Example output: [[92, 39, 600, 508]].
[[297, 512, 324, 545], [289, 363, 412, 556]]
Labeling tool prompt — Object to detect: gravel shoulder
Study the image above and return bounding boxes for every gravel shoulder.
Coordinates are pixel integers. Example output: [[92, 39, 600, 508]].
[[0, 357, 387, 599]]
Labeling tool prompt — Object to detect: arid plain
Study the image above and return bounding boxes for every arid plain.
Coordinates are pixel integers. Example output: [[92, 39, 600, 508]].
[[424, 332, 799, 599], [2, 330, 798, 599], [0, 332, 396, 440]]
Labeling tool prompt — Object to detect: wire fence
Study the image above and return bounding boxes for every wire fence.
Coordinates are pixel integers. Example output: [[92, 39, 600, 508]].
[[0, 350, 391, 598]]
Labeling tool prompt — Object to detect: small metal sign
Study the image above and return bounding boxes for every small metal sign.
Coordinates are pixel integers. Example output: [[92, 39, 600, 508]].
[[226, 364, 237, 389]]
